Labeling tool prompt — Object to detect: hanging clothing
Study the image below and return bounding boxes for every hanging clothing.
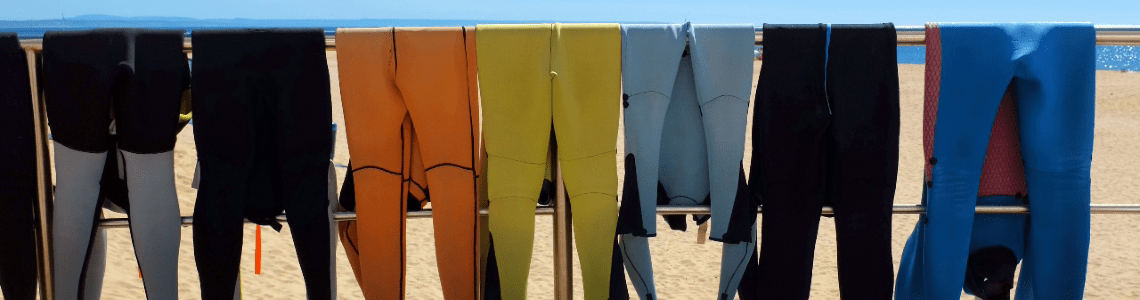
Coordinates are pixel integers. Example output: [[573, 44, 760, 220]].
[[42, 28, 188, 300], [612, 23, 757, 300], [477, 23, 621, 300], [0, 32, 38, 300], [744, 23, 900, 300], [335, 26, 482, 300], [895, 23, 1095, 300], [191, 28, 336, 300]]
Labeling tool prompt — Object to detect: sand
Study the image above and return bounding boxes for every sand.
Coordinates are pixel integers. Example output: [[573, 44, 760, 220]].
[[11, 58, 1139, 299]]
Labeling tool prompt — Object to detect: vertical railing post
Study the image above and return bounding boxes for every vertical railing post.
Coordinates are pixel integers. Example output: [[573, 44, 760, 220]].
[[27, 48, 55, 300], [552, 148, 573, 300]]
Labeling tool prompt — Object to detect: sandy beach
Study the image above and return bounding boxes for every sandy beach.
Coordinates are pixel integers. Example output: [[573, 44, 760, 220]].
[[13, 56, 1139, 299]]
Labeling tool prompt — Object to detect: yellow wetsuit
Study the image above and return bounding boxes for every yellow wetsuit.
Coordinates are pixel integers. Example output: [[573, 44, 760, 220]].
[[477, 23, 621, 300]]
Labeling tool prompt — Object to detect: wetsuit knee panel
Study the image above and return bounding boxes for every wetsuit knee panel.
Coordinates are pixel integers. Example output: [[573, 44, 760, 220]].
[[560, 151, 618, 200], [486, 155, 547, 202]]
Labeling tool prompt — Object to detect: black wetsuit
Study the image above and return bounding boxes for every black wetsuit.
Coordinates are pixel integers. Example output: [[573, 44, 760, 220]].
[[0, 32, 38, 300], [190, 29, 333, 300], [742, 24, 900, 300], [42, 28, 188, 300]]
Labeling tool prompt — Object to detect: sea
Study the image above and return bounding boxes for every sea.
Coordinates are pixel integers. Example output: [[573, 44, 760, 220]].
[[895, 45, 1140, 71], [4, 16, 1138, 71]]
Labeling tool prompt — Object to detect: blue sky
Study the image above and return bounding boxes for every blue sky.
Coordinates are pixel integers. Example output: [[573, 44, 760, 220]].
[[4, 0, 1139, 25]]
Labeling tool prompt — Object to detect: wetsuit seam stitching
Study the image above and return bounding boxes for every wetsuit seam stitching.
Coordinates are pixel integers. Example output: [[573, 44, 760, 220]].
[[700, 94, 749, 106], [461, 27, 480, 286], [569, 192, 617, 199], [351, 165, 401, 176], [405, 178, 426, 193], [666, 196, 704, 203], [620, 240, 651, 296], [487, 154, 545, 165], [626, 90, 671, 100], [559, 149, 616, 162], [721, 241, 754, 295], [344, 222, 359, 253], [424, 163, 475, 172], [399, 110, 407, 298]]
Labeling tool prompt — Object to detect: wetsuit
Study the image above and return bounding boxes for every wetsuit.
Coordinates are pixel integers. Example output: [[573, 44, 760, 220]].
[[746, 24, 900, 299], [0, 33, 38, 300], [895, 23, 1095, 300], [613, 23, 757, 300], [42, 29, 188, 300], [191, 29, 334, 300], [335, 27, 482, 300], [477, 24, 620, 300]]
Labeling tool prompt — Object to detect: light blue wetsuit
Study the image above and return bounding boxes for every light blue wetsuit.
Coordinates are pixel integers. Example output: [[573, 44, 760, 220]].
[[615, 23, 756, 300]]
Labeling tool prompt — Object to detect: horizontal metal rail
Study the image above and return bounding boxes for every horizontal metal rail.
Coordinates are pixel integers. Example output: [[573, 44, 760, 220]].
[[15, 25, 1140, 51], [24, 23, 1140, 299], [94, 204, 1140, 229]]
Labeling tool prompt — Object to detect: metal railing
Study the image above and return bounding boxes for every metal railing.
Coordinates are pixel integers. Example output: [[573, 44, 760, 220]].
[[18, 25, 1140, 300]]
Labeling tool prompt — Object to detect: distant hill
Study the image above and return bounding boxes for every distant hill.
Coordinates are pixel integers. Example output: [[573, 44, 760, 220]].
[[67, 14, 201, 21]]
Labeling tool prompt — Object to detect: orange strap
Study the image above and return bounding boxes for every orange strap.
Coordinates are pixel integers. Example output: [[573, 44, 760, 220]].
[[255, 226, 262, 275]]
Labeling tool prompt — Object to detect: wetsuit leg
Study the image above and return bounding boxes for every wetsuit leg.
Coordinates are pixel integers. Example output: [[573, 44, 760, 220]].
[[192, 29, 333, 300], [736, 244, 760, 300], [551, 23, 622, 300], [112, 29, 187, 299], [42, 30, 119, 300], [615, 23, 686, 300], [395, 27, 481, 300], [192, 30, 267, 299], [894, 25, 944, 300], [717, 226, 756, 300], [617, 235, 652, 299], [1006, 24, 1094, 299], [0, 33, 38, 300], [825, 24, 899, 299], [750, 24, 830, 300], [685, 25, 757, 299], [326, 160, 339, 299], [272, 34, 335, 300], [51, 144, 107, 300], [476, 24, 555, 300], [321, 132, 339, 300], [687, 25, 755, 245], [616, 24, 685, 239], [83, 217, 107, 300], [336, 28, 414, 299]]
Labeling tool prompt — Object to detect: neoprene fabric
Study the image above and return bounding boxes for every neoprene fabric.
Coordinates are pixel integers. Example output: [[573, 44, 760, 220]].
[[43, 28, 187, 300], [895, 23, 1095, 300], [335, 27, 482, 300], [613, 23, 756, 300], [0, 33, 37, 300], [745, 23, 900, 300], [477, 23, 620, 300], [191, 29, 335, 300], [100, 60, 191, 215]]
